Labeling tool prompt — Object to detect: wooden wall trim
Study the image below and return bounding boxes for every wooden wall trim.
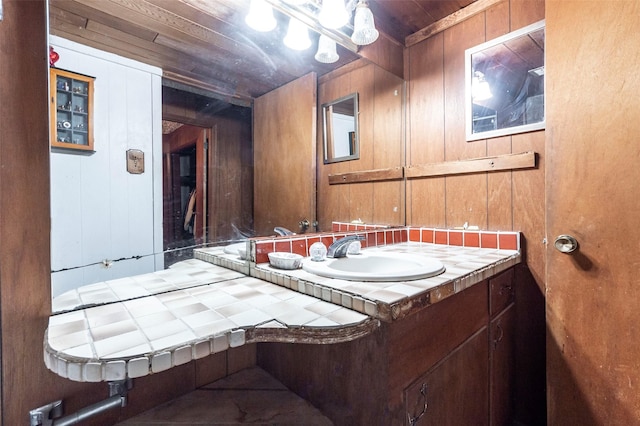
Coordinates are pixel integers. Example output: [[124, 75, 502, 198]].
[[328, 152, 535, 185], [163, 71, 253, 107], [406, 152, 536, 179], [405, 0, 506, 47], [318, 59, 371, 85], [328, 166, 404, 185]]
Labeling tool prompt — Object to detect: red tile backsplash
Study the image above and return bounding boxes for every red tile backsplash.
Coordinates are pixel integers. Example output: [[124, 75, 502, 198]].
[[435, 230, 448, 245], [421, 229, 434, 243], [481, 233, 498, 249], [275, 240, 290, 253], [464, 232, 480, 247], [245, 223, 519, 264], [291, 239, 307, 256], [499, 233, 518, 250], [449, 231, 463, 246], [255, 241, 274, 264]]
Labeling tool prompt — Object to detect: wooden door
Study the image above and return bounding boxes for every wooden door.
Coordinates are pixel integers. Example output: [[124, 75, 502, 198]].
[[162, 125, 207, 251], [546, 2, 640, 424], [253, 73, 317, 236]]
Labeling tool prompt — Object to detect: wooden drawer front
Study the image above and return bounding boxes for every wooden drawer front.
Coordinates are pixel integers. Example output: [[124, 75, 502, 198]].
[[489, 268, 514, 317], [404, 328, 489, 426]]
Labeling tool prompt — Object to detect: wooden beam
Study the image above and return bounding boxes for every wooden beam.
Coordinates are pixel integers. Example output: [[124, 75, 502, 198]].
[[163, 71, 253, 107], [405, 0, 506, 47], [328, 167, 404, 185], [405, 152, 536, 179]]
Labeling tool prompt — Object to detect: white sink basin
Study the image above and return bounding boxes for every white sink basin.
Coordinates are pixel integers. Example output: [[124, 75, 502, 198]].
[[302, 252, 445, 282]]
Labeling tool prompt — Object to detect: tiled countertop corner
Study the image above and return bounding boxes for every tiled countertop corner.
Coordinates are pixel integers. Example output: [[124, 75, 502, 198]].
[[46, 260, 376, 383]]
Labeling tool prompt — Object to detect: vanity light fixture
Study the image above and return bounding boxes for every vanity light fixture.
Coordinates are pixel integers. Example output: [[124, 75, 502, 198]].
[[315, 34, 339, 63], [245, 0, 277, 32], [318, 0, 349, 29], [472, 71, 493, 101], [246, 0, 380, 63], [351, 0, 379, 45], [284, 17, 312, 50]]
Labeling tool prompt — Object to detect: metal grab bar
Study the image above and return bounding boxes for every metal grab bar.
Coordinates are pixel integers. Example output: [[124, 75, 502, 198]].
[[30, 379, 131, 426]]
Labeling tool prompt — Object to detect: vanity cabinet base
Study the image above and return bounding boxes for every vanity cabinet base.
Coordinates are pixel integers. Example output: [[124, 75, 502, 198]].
[[258, 268, 517, 425]]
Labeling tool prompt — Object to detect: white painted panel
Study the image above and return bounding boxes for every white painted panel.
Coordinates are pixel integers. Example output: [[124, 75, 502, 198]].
[[123, 67, 155, 257], [50, 153, 83, 270], [49, 36, 163, 291], [51, 256, 157, 298], [151, 74, 164, 271]]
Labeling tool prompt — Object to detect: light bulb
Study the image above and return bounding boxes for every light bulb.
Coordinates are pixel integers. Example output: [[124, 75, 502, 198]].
[[284, 18, 311, 50], [245, 0, 277, 32], [315, 35, 339, 63], [318, 0, 349, 29], [351, 1, 379, 45]]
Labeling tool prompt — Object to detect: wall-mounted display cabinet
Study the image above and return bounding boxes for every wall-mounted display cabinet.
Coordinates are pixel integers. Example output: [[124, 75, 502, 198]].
[[49, 68, 94, 151]]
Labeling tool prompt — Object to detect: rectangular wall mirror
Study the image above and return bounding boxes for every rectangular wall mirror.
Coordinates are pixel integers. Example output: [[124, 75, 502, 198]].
[[322, 93, 359, 163], [465, 20, 545, 141]]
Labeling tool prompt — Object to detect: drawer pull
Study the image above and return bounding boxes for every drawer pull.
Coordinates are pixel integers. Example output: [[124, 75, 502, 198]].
[[407, 383, 428, 425], [493, 324, 504, 349]]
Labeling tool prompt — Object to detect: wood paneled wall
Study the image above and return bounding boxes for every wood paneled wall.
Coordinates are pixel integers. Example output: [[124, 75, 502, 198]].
[[0, 2, 55, 423], [317, 59, 405, 231], [254, 73, 317, 236], [405, 1, 546, 423], [207, 113, 253, 241], [406, 0, 545, 283]]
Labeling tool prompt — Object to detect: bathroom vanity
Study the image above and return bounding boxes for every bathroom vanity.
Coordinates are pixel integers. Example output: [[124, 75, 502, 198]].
[[45, 226, 520, 425], [257, 264, 516, 425]]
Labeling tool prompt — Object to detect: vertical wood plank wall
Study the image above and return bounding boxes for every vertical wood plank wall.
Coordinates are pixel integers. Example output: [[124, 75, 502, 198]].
[[254, 73, 317, 236], [405, 1, 546, 423], [406, 0, 545, 283], [0, 2, 53, 422], [317, 60, 405, 231], [207, 113, 253, 242]]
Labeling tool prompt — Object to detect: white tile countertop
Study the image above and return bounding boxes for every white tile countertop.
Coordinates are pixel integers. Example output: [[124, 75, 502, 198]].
[[46, 236, 521, 383], [199, 242, 521, 322], [46, 260, 377, 383]]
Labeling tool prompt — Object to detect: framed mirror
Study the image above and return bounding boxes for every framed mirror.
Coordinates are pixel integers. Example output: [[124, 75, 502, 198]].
[[465, 20, 545, 141], [322, 93, 359, 163]]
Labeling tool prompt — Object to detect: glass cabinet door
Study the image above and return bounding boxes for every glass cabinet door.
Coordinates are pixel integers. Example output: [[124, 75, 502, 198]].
[[50, 68, 94, 152]]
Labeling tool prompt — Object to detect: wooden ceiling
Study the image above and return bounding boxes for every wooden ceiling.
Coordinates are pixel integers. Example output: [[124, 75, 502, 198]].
[[49, 0, 477, 111]]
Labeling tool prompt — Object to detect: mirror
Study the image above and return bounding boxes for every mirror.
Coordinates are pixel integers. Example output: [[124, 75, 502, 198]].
[[465, 20, 545, 141], [322, 93, 359, 163]]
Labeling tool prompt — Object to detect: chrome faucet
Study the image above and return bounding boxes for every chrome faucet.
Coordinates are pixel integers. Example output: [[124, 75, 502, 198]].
[[274, 227, 294, 236], [327, 235, 365, 258]]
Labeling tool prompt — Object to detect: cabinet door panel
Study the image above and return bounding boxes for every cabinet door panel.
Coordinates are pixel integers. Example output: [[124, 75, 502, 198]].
[[489, 268, 514, 317], [490, 303, 516, 425], [405, 327, 489, 426]]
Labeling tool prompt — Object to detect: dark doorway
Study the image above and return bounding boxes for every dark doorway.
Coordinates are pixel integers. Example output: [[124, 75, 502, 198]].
[[162, 124, 207, 266]]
